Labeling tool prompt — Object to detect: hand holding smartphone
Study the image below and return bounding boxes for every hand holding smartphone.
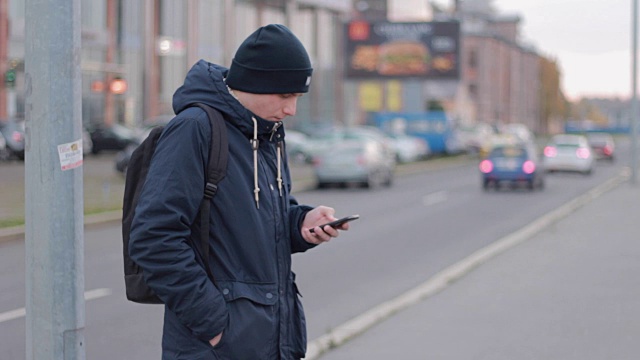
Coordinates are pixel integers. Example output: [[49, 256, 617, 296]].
[[309, 214, 359, 233]]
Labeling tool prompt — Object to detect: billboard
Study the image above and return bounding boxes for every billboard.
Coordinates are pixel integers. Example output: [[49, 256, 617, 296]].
[[344, 20, 460, 79]]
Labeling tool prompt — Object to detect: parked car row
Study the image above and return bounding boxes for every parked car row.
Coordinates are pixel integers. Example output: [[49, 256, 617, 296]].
[[275, 125, 434, 189], [104, 118, 616, 194]]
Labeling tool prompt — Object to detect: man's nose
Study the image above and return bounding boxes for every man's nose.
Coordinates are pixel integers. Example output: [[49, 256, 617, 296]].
[[283, 98, 297, 116]]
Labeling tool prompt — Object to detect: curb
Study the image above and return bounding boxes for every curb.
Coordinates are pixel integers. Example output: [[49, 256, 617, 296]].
[[305, 168, 630, 360], [0, 211, 124, 243]]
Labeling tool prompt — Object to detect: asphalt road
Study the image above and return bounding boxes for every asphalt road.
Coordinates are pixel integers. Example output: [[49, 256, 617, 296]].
[[0, 139, 634, 359], [318, 171, 639, 360]]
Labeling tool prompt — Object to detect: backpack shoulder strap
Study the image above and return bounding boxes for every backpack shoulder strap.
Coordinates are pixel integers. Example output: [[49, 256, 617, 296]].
[[192, 103, 228, 285], [195, 103, 228, 196]]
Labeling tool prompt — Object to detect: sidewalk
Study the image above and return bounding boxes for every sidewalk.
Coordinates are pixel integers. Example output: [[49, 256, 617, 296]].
[[313, 173, 639, 360]]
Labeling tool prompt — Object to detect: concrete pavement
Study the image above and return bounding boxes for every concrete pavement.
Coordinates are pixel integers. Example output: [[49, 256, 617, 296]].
[[310, 169, 639, 360]]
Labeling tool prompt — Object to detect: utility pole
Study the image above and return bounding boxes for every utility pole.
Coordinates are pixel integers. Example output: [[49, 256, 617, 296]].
[[25, 0, 85, 359], [0, 0, 8, 118], [632, 0, 638, 185]]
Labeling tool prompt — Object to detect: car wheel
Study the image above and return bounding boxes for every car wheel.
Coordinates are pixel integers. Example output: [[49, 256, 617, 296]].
[[482, 179, 490, 191], [365, 171, 383, 189], [383, 171, 393, 187], [527, 180, 535, 190]]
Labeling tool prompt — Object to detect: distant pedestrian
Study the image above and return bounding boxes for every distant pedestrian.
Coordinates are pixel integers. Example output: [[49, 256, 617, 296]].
[[128, 24, 352, 359]]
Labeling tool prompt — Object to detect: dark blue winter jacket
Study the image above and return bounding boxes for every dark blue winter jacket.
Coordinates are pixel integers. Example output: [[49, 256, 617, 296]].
[[129, 60, 316, 359]]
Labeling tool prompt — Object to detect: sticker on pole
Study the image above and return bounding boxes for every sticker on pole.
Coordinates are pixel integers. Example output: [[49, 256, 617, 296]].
[[57, 139, 84, 171]]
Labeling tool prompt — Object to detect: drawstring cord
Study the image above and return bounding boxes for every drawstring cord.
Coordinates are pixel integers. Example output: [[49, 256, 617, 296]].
[[276, 142, 283, 196], [251, 117, 260, 209], [227, 82, 284, 207]]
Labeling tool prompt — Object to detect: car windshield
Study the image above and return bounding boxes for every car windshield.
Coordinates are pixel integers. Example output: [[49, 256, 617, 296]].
[[555, 143, 580, 148]]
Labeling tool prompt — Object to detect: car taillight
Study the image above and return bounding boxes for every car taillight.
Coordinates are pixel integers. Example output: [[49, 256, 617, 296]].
[[603, 145, 613, 155], [522, 160, 535, 174], [356, 154, 367, 166], [479, 159, 493, 173], [312, 157, 321, 167], [576, 147, 590, 159], [544, 146, 557, 157], [12, 131, 23, 142]]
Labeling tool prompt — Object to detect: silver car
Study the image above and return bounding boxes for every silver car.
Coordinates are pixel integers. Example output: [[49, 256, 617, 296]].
[[313, 138, 395, 189]]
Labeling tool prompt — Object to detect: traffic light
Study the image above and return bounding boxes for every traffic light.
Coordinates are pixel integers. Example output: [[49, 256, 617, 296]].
[[5, 68, 16, 88]]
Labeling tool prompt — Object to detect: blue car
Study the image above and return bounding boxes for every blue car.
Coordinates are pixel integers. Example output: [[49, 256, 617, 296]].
[[479, 143, 544, 191]]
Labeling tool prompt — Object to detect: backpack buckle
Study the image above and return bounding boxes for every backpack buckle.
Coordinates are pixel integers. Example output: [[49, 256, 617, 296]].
[[204, 182, 218, 199]]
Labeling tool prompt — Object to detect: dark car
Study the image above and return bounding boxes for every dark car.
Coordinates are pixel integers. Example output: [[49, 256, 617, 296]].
[[479, 143, 544, 191], [114, 144, 137, 174], [0, 118, 26, 160], [114, 115, 174, 174], [88, 123, 140, 154], [587, 132, 615, 162]]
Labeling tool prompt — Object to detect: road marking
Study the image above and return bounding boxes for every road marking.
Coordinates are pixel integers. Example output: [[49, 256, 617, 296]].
[[422, 190, 447, 206], [306, 170, 630, 360], [0, 288, 112, 324]]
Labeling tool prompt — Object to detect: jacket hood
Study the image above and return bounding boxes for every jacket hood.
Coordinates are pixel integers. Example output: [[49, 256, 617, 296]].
[[172, 59, 281, 137]]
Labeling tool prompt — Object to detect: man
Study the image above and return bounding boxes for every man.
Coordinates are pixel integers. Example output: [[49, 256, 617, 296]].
[[129, 24, 350, 359]]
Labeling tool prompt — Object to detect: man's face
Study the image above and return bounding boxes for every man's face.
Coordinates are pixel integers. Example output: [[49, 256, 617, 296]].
[[235, 91, 303, 122]]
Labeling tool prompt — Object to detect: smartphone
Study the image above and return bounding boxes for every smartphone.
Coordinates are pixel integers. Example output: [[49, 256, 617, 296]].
[[309, 214, 360, 233]]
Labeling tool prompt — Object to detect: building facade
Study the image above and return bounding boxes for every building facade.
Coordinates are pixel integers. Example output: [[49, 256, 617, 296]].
[[1, 0, 350, 130], [1, 0, 546, 135], [460, 14, 542, 133]]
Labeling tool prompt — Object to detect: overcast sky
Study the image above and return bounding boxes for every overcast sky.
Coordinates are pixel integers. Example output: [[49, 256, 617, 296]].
[[400, 0, 633, 100], [493, 0, 631, 100]]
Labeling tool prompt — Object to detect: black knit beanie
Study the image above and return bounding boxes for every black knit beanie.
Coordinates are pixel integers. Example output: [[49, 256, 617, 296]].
[[226, 24, 313, 94]]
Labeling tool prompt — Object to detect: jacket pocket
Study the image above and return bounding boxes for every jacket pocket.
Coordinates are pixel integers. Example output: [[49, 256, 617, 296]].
[[212, 280, 279, 359], [290, 277, 307, 358]]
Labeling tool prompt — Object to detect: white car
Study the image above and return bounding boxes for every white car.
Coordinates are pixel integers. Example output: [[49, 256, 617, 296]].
[[387, 133, 430, 163], [543, 134, 595, 175]]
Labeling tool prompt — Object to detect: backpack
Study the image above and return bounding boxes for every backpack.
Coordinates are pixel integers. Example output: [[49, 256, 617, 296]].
[[122, 103, 228, 304]]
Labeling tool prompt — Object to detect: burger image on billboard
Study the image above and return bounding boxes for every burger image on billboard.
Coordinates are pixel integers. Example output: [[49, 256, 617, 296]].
[[377, 41, 430, 76]]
